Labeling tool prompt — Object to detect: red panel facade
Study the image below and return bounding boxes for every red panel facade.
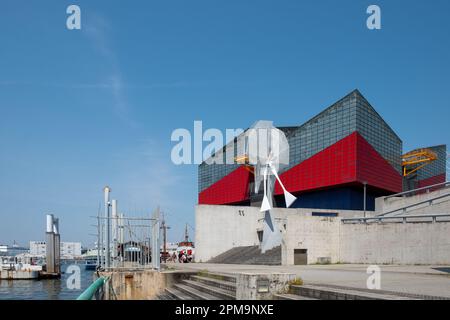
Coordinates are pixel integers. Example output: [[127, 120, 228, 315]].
[[274, 132, 358, 195], [199, 131, 403, 205], [356, 133, 403, 193], [417, 173, 446, 189], [198, 166, 252, 205], [274, 132, 402, 195]]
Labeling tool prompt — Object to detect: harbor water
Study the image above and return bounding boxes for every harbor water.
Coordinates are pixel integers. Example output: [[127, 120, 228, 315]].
[[0, 262, 94, 300]]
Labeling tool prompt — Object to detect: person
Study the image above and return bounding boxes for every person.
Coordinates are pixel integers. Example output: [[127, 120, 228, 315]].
[[178, 250, 183, 263]]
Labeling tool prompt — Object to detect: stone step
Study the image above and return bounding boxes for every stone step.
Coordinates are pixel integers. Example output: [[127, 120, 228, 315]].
[[164, 287, 194, 300], [196, 272, 237, 284], [182, 279, 235, 300], [291, 285, 418, 300], [208, 245, 281, 265], [174, 283, 222, 300], [309, 283, 450, 300], [273, 293, 318, 300], [191, 275, 236, 293]]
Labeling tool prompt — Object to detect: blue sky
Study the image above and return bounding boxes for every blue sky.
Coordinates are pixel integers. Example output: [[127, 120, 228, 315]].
[[1, 0, 449, 247]]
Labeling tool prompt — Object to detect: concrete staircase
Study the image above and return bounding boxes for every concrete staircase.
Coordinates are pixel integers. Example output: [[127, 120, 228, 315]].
[[162, 272, 236, 300], [274, 284, 429, 300], [158, 273, 447, 300], [208, 245, 281, 265]]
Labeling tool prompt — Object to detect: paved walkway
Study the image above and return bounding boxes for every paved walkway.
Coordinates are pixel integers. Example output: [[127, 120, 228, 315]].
[[168, 263, 450, 298]]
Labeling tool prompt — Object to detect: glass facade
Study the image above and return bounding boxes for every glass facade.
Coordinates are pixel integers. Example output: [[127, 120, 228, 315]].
[[416, 145, 447, 180], [199, 90, 403, 193], [403, 145, 447, 191]]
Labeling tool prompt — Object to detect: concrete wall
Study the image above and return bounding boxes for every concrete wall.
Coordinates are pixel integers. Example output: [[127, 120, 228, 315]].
[[339, 222, 450, 264], [283, 215, 340, 265], [195, 205, 261, 263], [195, 205, 365, 263], [196, 204, 450, 265], [100, 270, 194, 300]]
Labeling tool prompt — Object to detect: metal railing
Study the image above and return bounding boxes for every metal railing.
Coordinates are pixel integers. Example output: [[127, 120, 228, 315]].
[[342, 213, 450, 224], [378, 192, 450, 217], [94, 215, 160, 270], [384, 181, 450, 199], [77, 276, 110, 300]]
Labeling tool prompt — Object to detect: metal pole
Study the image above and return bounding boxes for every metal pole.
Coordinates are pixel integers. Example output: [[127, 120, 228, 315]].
[[151, 207, 160, 270], [363, 181, 367, 217], [97, 213, 100, 268], [111, 199, 118, 267], [104, 186, 111, 269]]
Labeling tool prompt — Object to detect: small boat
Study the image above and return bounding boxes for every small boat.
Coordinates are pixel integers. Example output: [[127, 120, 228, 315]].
[[84, 259, 97, 270], [82, 249, 99, 270]]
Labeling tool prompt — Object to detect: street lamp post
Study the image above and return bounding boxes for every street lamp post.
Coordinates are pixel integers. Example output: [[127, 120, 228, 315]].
[[363, 181, 367, 218]]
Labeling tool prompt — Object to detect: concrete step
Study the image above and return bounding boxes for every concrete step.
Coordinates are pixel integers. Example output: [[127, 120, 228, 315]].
[[290, 285, 418, 300], [164, 287, 194, 300], [208, 245, 281, 265], [307, 283, 449, 300], [182, 279, 235, 300], [174, 283, 223, 300], [273, 293, 318, 300], [191, 275, 236, 293], [196, 272, 237, 284]]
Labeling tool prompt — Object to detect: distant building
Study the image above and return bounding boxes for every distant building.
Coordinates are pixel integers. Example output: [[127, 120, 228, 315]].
[[0, 245, 7, 254], [29, 241, 46, 256], [29, 241, 82, 259], [61, 242, 82, 258]]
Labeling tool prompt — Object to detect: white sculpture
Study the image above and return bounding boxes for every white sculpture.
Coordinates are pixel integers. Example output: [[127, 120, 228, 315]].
[[238, 120, 297, 252]]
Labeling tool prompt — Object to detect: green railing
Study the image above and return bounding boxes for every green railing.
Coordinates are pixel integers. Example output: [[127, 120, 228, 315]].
[[76, 276, 109, 300]]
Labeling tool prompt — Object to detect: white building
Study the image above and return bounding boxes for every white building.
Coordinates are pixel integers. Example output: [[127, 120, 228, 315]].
[[29, 241, 82, 259], [0, 245, 7, 253], [61, 242, 82, 258], [29, 241, 46, 256]]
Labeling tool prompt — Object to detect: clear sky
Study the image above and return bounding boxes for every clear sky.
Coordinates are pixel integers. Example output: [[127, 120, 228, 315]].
[[1, 0, 449, 247]]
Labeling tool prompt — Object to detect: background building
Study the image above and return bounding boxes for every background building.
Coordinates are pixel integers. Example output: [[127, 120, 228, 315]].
[[29, 241, 46, 256], [198, 90, 446, 211], [30, 241, 82, 259], [403, 145, 447, 191]]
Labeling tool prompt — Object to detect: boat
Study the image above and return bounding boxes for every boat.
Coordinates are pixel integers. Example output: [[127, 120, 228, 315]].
[[0, 254, 43, 280], [81, 249, 99, 270]]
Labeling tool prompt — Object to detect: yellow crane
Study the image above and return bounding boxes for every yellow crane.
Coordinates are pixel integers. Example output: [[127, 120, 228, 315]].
[[402, 148, 437, 177], [235, 155, 255, 174]]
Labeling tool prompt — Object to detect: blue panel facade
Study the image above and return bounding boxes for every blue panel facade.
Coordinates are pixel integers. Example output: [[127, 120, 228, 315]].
[[275, 186, 381, 211]]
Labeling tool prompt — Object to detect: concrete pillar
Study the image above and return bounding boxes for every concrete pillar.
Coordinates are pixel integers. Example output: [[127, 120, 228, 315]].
[[45, 214, 55, 273], [53, 218, 60, 274], [236, 273, 296, 300]]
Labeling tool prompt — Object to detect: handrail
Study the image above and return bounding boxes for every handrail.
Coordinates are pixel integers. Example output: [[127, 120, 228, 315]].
[[76, 276, 109, 300], [384, 181, 450, 199], [342, 213, 450, 224], [378, 192, 450, 217]]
